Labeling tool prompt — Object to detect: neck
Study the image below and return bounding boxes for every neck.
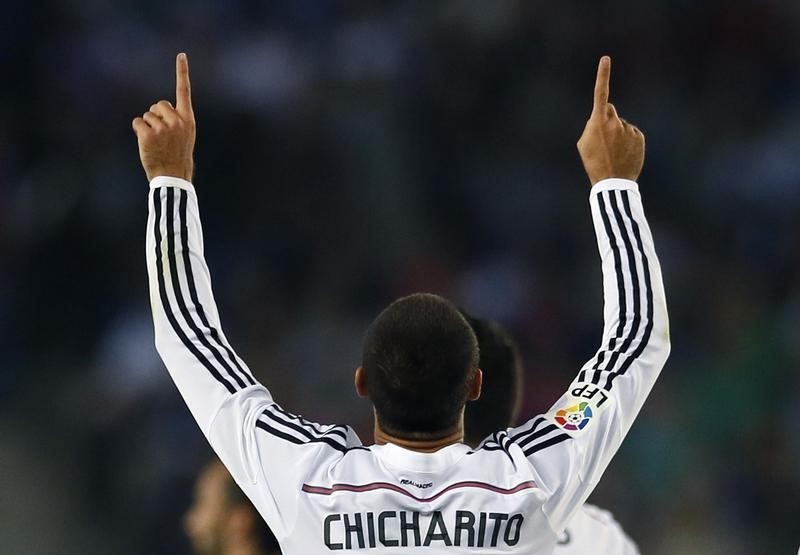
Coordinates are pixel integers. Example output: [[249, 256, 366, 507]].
[[373, 419, 464, 453]]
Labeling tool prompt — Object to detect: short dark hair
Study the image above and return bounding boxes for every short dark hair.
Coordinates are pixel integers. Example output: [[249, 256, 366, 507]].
[[460, 313, 523, 448], [362, 293, 480, 439]]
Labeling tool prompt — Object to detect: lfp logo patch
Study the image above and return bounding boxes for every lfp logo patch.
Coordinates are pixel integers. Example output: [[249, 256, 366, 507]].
[[555, 402, 593, 431]]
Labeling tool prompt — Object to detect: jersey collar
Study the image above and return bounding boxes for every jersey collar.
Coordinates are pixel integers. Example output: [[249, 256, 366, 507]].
[[372, 442, 471, 473]]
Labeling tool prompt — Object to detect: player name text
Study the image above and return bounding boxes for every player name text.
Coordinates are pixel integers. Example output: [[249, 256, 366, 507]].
[[323, 510, 524, 550]]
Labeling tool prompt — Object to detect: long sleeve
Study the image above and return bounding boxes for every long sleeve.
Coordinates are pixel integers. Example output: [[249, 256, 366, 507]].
[[145, 176, 361, 539], [501, 178, 670, 533], [146, 177, 261, 431]]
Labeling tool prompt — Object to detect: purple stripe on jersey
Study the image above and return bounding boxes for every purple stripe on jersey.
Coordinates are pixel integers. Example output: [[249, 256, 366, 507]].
[[301, 480, 537, 503]]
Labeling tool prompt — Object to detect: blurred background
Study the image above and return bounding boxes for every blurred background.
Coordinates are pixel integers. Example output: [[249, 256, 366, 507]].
[[2, 1, 800, 553]]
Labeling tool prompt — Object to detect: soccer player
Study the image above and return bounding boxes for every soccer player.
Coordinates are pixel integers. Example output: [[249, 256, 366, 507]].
[[133, 53, 669, 553], [184, 459, 282, 555], [462, 314, 640, 554]]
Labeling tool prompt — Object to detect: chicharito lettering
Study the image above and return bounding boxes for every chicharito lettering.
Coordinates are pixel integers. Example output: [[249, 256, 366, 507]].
[[324, 510, 524, 550]]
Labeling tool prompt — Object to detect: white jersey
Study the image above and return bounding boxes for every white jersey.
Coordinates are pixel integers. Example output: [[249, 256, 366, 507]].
[[145, 176, 669, 554], [556, 504, 640, 554]]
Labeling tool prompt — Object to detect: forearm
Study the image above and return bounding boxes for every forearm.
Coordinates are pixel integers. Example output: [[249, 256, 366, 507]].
[[136, 58, 304, 515], [518, 178, 669, 532], [519, 56, 668, 533], [577, 177, 670, 410], [146, 176, 261, 435]]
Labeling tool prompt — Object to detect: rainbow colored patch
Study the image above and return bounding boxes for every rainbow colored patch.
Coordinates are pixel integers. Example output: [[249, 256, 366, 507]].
[[554, 402, 593, 431]]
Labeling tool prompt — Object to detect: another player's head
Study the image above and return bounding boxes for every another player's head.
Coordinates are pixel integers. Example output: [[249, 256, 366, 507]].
[[460, 313, 524, 448], [356, 293, 483, 440], [184, 459, 279, 555]]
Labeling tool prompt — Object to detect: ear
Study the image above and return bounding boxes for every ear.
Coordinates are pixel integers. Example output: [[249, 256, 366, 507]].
[[354, 366, 369, 398], [467, 369, 483, 401]]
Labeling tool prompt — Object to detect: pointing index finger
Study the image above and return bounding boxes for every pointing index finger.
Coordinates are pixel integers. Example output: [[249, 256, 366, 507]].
[[175, 53, 193, 116], [592, 56, 611, 115]]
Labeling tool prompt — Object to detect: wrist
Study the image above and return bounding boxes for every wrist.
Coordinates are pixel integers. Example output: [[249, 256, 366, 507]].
[[146, 172, 193, 182], [149, 175, 195, 191], [145, 163, 193, 183], [590, 177, 639, 195], [588, 172, 640, 186]]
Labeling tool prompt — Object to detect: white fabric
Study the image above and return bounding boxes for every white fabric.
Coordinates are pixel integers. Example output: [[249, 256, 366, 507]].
[[555, 504, 640, 554], [145, 177, 669, 554]]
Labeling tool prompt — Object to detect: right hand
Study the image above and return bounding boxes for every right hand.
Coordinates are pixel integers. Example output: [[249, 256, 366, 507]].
[[576, 56, 645, 186], [132, 53, 196, 182]]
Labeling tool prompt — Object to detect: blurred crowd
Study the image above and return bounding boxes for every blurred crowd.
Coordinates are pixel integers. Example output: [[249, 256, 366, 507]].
[[2, 1, 799, 553]]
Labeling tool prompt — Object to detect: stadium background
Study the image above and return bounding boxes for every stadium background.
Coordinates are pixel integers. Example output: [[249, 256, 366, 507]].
[[2, 1, 799, 553]]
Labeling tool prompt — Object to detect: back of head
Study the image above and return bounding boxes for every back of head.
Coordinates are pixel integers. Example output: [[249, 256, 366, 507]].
[[461, 313, 524, 448], [362, 293, 480, 440]]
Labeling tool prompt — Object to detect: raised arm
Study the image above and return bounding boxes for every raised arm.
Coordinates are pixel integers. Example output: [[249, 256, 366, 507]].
[[502, 56, 670, 532], [134, 54, 360, 539], [135, 53, 255, 433]]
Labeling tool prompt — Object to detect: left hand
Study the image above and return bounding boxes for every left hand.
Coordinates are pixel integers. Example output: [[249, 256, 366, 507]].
[[576, 56, 645, 186], [132, 53, 196, 182]]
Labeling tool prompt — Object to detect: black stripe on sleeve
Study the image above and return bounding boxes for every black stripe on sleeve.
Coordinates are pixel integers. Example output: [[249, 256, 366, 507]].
[[255, 419, 308, 445], [470, 444, 507, 453], [153, 189, 237, 394], [500, 431, 513, 452], [165, 188, 248, 390], [256, 417, 347, 454], [593, 190, 643, 385], [509, 416, 547, 443], [178, 190, 256, 387], [605, 191, 655, 389], [515, 424, 559, 450], [578, 350, 605, 383], [262, 407, 348, 447], [580, 192, 627, 383], [270, 405, 348, 440], [522, 433, 571, 457], [483, 431, 515, 461]]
